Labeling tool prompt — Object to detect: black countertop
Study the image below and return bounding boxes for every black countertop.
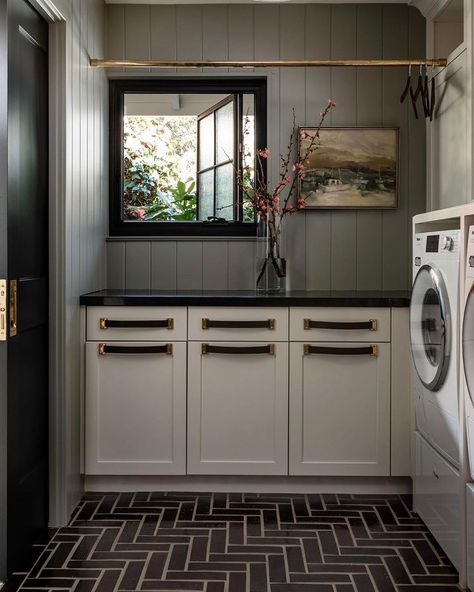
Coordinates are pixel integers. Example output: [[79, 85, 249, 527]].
[[80, 289, 411, 307]]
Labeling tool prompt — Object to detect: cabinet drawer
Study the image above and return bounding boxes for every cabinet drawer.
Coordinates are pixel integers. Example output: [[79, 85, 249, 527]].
[[290, 307, 390, 342], [289, 341, 390, 476], [187, 341, 288, 474], [188, 307, 288, 341], [85, 341, 186, 475], [414, 432, 460, 570], [87, 306, 187, 341]]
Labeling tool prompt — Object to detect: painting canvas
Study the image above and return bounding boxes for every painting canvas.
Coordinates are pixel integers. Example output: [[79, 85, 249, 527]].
[[298, 127, 399, 209]]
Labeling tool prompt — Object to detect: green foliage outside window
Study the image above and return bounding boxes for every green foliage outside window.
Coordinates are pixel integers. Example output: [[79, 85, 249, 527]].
[[123, 116, 197, 221]]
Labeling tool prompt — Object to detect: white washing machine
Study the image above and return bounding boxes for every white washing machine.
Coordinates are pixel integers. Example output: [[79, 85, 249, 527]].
[[462, 225, 474, 589], [411, 229, 461, 570]]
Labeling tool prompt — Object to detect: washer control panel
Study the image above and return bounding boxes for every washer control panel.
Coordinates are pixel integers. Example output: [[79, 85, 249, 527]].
[[467, 226, 474, 277], [414, 230, 460, 258]]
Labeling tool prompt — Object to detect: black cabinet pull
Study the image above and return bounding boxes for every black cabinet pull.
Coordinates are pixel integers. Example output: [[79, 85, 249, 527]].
[[201, 343, 275, 355], [202, 318, 275, 330], [303, 344, 378, 357], [100, 318, 174, 330], [304, 319, 377, 331], [98, 343, 173, 355]]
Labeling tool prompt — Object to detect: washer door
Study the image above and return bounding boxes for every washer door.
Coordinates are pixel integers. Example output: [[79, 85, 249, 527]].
[[463, 282, 474, 406], [410, 264, 451, 392]]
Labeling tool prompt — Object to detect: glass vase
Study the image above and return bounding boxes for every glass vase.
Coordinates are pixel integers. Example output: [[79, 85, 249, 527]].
[[255, 213, 286, 293]]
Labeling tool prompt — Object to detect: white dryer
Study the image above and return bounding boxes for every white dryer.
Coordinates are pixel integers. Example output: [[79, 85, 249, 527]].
[[411, 229, 461, 571], [462, 225, 474, 589]]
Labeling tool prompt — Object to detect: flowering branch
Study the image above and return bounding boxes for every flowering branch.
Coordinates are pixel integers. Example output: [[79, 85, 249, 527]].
[[237, 98, 335, 222]]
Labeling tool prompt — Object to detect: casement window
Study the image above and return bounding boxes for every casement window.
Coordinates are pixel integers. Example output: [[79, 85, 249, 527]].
[[109, 78, 267, 237]]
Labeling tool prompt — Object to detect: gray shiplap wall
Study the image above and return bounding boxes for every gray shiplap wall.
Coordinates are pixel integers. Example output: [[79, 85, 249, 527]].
[[105, 3, 426, 291], [49, 0, 108, 526]]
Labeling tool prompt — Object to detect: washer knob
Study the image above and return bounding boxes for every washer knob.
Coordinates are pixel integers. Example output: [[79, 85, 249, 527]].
[[441, 235, 454, 251]]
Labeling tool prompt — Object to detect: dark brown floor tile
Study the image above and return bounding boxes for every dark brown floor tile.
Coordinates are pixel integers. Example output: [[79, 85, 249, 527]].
[[269, 555, 287, 583], [250, 563, 268, 592], [352, 573, 376, 592], [118, 560, 145, 590], [368, 564, 396, 592], [144, 552, 167, 579], [228, 572, 246, 592]]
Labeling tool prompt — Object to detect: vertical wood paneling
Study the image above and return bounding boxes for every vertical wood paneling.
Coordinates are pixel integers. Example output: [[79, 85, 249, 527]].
[[125, 241, 151, 289], [382, 5, 410, 291], [228, 241, 254, 290], [104, 4, 427, 293], [202, 5, 228, 61], [107, 242, 126, 290], [176, 5, 202, 74], [106, 5, 124, 58], [124, 4, 150, 74], [176, 241, 203, 290], [49, 0, 108, 528], [228, 5, 254, 70], [254, 5, 279, 188], [151, 241, 177, 290], [203, 242, 229, 290], [330, 6, 357, 291], [407, 7, 427, 285], [280, 4, 306, 291], [356, 5, 383, 290], [150, 5, 177, 74], [305, 5, 332, 291]]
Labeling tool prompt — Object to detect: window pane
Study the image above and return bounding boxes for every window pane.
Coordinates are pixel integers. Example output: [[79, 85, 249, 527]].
[[215, 163, 234, 220], [198, 114, 214, 171], [242, 95, 255, 221], [216, 100, 234, 164], [198, 169, 214, 220]]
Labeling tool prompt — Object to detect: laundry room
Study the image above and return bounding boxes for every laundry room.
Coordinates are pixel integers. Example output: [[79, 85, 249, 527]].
[[0, 0, 473, 590]]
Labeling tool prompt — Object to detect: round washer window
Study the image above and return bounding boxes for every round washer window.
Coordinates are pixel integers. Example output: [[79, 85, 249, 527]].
[[410, 264, 451, 391]]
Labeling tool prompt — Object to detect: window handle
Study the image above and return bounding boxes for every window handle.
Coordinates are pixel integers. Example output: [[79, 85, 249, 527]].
[[203, 216, 229, 225]]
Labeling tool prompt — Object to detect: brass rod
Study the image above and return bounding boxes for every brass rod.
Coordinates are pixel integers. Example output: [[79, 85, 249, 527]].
[[90, 58, 447, 69]]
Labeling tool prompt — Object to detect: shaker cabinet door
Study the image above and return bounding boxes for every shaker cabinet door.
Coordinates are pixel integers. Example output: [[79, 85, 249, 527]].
[[85, 341, 186, 475], [289, 342, 390, 476], [187, 342, 288, 475]]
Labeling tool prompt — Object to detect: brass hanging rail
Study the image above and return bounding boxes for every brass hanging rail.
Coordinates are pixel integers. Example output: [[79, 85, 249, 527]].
[[90, 58, 447, 69]]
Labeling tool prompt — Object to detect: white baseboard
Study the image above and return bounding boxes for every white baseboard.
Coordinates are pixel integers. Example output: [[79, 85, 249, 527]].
[[84, 475, 412, 494]]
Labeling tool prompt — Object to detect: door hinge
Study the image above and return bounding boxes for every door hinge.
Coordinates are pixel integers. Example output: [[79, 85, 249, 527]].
[[9, 279, 17, 337], [0, 279, 6, 341]]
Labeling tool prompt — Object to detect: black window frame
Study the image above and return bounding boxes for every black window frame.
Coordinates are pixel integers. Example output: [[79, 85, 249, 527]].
[[109, 77, 267, 237]]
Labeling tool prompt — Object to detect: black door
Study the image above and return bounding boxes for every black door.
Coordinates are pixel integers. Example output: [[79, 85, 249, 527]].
[[6, 0, 49, 573]]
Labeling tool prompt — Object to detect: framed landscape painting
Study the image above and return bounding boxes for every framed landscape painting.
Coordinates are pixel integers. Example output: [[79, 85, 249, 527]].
[[298, 127, 399, 209]]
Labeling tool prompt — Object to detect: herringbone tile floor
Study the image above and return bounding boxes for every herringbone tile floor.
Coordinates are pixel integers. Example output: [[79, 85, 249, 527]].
[[5, 493, 460, 592]]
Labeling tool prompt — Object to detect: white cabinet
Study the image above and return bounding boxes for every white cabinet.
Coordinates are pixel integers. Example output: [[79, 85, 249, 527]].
[[289, 341, 391, 476], [414, 432, 461, 571], [187, 341, 288, 475], [290, 307, 390, 342], [188, 306, 288, 341], [85, 341, 186, 475]]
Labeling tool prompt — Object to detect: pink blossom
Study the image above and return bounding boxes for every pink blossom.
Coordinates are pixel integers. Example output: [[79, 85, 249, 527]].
[[328, 99, 336, 107], [298, 171, 306, 179], [258, 148, 270, 158], [297, 198, 306, 209], [134, 207, 145, 219], [273, 196, 280, 208], [284, 175, 291, 183]]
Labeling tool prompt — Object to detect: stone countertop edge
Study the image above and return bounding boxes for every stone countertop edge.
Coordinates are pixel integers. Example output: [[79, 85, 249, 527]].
[[79, 289, 411, 307]]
